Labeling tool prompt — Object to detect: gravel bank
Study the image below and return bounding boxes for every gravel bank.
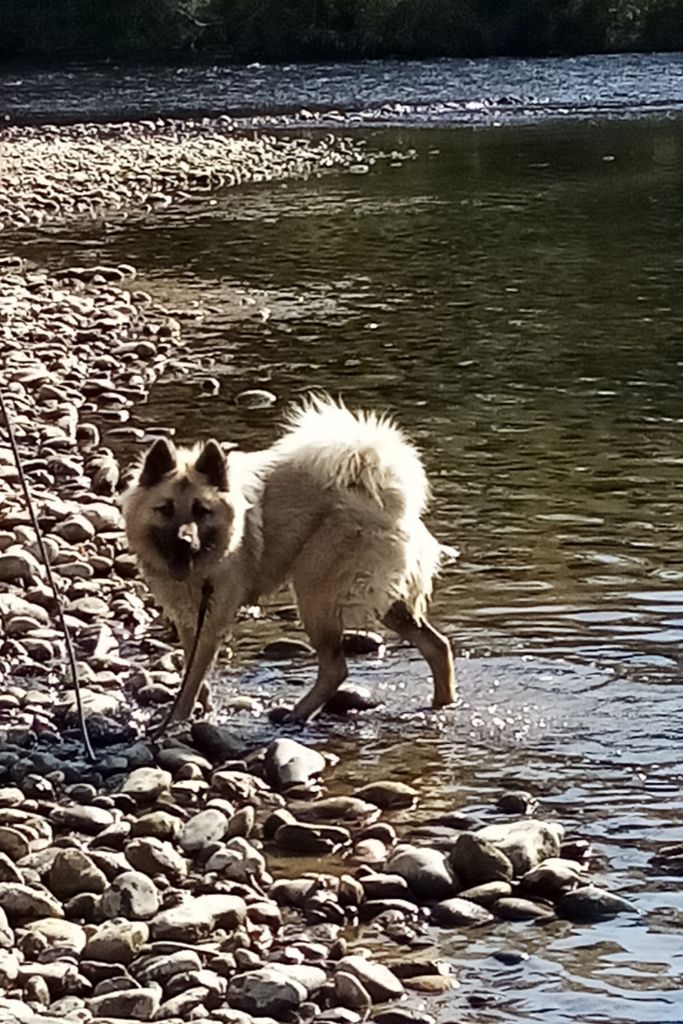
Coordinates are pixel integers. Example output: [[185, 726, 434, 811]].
[[0, 118, 371, 231]]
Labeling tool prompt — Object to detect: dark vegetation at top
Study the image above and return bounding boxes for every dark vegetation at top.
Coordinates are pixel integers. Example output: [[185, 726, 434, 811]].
[[1, 0, 682, 61]]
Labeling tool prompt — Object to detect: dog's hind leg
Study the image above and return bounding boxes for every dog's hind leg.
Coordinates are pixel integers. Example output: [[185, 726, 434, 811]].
[[381, 599, 456, 708]]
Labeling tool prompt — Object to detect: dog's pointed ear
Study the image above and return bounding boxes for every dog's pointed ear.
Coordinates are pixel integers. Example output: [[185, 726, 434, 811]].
[[195, 439, 228, 491], [139, 438, 177, 488]]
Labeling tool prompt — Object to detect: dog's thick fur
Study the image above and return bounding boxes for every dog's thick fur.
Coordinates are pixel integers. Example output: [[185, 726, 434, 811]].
[[122, 397, 456, 723]]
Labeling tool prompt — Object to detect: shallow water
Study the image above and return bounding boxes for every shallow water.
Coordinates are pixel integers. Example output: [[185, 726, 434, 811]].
[[6, 73, 683, 1020]]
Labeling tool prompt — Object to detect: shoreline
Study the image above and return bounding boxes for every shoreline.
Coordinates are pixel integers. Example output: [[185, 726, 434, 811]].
[[0, 120, 636, 1023]]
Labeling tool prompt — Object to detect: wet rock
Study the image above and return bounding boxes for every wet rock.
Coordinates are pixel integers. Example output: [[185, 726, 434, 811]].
[[561, 838, 593, 864], [430, 896, 495, 927], [132, 948, 202, 985], [496, 790, 538, 815], [353, 781, 418, 809], [150, 893, 246, 941], [386, 844, 458, 900], [191, 720, 247, 760], [83, 919, 149, 963], [322, 684, 382, 714], [47, 848, 108, 899], [335, 970, 372, 1012], [490, 949, 530, 966], [274, 822, 351, 855], [0, 827, 30, 861], [226, 805, 255, 839], [352, 837, 390, 864], [100, 870, 160, 920], [359, 872, 413, 902], [49, 804, 115, 835], [88, 983, 161, 1020], [476, 820, 564, 875], [519, 857, 584, 899], [287, 795, 379, 826], [22, 917, 87, 954], [336, 955, 404, 1002], [360, 897, 419, 921], [491, 896, 555, 921], [341, 630, 385, 655], [260, 638, 313, 659], [457, 880, 513, 906], [0, 882, 63, 922], [15, 958, 82, 996], [449, 832, 514, 887], [228, 965, 307, 1015], [204, 836, 267, 881], [121, 766, 172, 804], [236, 388, 278, 409], [125, 837, 188, 881], [0, 906, 12, 949], [275, 963, 327, 995], [319, 1012, 365, 1024], [0, 948, 19, 987], [211, 768, 271, 804], [156, 744, 212, 773], [264, 738, 326, 790], [403, 974, 456, 993], [0, 997, 41, 1022], [81, 501, 121, 531], [0, 852, 23, 884], [130, 810, 180, 841], [424, 810, 483, 831], [556, 884, 638, 922], [0, 788, 24, 809], [269, 878, 318, 909], [374, 1011, 436, 1024], [179, 807, 229, 854], [53, 515, 96, 543], [0, 551, 42, 583]]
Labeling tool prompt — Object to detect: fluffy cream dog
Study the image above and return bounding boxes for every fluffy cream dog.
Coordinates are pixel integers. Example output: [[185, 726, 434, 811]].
[[122, 397, 455, 723]]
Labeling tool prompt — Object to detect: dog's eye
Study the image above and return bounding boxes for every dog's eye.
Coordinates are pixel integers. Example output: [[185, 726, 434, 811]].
[[154, 501, 174, 518], [192, 501, 211, 520]]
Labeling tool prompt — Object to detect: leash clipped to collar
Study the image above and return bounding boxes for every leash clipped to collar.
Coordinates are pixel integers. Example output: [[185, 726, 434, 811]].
[[150, 577, 214, 738], [0, 388, 96, 763]]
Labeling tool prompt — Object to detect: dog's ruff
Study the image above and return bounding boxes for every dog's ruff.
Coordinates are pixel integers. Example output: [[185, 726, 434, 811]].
[[122, 396, 456, 723]]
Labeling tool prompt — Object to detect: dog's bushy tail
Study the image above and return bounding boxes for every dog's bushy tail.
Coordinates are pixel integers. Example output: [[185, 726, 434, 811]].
[[275, 395, 430, 519]]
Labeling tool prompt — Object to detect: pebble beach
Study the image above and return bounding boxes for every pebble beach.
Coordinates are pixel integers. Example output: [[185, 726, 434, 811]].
[[0, 116, 639, 1024]]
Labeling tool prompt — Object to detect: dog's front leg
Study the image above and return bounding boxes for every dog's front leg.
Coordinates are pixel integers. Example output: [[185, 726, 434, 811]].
[[287, 642, 348, 723], [168, 621, 222, 723]]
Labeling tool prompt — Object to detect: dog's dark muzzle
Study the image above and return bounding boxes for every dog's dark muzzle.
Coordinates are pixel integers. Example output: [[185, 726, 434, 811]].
[[151, 522, 201, 581]]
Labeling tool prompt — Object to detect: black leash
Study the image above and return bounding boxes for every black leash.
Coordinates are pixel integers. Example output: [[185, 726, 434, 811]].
[[150, 577, 214, 738], [0, 388, 96, 762]]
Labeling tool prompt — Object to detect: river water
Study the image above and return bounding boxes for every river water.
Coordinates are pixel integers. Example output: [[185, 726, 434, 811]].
[[5, 56, 683, 1023]]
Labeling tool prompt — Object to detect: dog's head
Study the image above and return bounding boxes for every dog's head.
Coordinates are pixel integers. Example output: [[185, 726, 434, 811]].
[[123, 438, 241, 581]]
